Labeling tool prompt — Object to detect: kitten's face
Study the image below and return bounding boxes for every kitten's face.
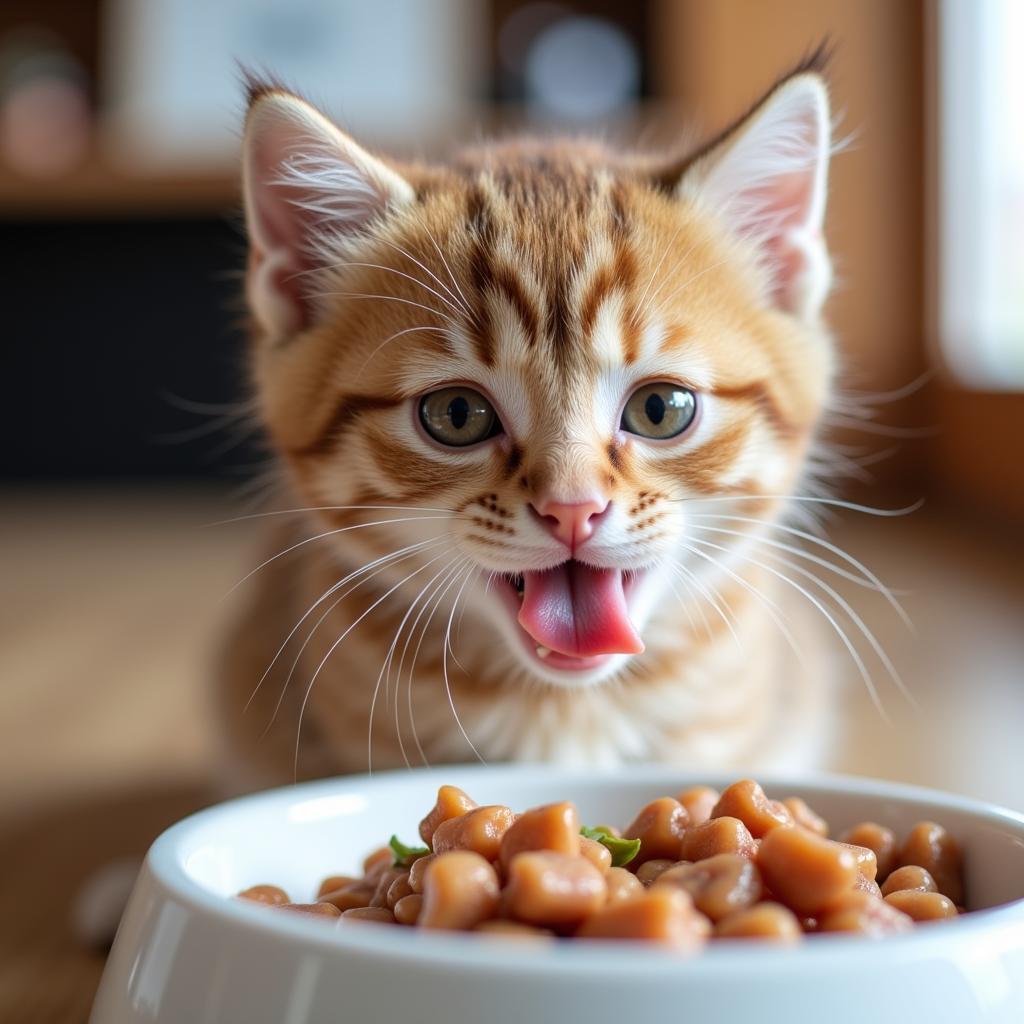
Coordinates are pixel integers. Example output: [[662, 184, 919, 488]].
[[243, 72, 833, 689]]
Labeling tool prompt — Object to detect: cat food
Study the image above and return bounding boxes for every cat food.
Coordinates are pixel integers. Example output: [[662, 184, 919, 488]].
[[236, 779, 969, 948]]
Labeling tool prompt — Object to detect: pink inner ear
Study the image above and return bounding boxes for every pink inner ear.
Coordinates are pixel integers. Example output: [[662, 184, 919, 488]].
[[770, 242, 808, 313], [691, 77, 831, 319], [243, 94, 413, 338], [748, 169, 820, 312], [248, 244, 312, 333], [246, 129, 330, 333]]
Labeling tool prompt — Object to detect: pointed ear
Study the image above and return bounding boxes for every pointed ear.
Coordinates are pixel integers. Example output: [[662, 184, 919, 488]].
[[677, 72, 832, 321], [242, 88, 415, 339]]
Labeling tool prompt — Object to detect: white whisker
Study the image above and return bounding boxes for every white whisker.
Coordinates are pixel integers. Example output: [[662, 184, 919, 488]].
[[355, 323, 453, 379], [420, 226, 477, 322], [197, 419, 262, 463], [668, 562, 714, 641], [208, 503, 459, 526], [160, 392, 257, 416], [366, 550, 461, 772], [293, 554, 454, 778], [441, 564, 486, 763], [660, 570, 699, 637], [156, 409, 253, 444], [653, 257, 733, 320], [260, 539, 450, 737], [245, 536, 446, 714], [830, 370, 935, 408], [688, 536, 889, 723], [454, 567, 477, 646], [222, 515, 453, 599], [667, 560, 741, 648], [678, 543, 804, 669], [678, 494, 925, 518], [310, 258, 469, 321], [636, 227, 693, 313], [388, 559, 463, 766], [313, 291, 460, 328], [377, 237, 475, 320], [823, 414, 937, 439], [752, 548, 915, 707], [687, 517, 914, 630], [402, 555, 474, 766]]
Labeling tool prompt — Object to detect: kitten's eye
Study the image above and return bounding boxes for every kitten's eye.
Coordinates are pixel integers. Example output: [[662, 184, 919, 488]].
[[621, 383, 697, 440], [419, 387, 502, 447]]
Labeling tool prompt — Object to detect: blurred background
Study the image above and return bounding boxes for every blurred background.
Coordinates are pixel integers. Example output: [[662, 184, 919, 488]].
[[1, 0, 1022, 1016]]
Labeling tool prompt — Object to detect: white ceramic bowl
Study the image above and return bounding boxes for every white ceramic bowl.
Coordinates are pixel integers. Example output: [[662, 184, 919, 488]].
[[91, 766, 1024, 1024]]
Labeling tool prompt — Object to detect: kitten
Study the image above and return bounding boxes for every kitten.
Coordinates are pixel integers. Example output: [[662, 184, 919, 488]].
[[217, 55, 839, 789]]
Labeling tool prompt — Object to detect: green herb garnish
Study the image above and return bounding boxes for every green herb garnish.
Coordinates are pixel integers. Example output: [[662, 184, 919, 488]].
[[580, 825, 642, 868], [389, 834, 430, 867]]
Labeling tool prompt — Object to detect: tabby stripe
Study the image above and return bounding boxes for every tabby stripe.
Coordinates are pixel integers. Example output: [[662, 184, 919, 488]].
[[290, 395, 402, 456], [547, 272, 574, 378], [462, 182, 498, 365], [607, 440, 624, 472], [662, 419, 751, 490], [364, 428, 451, 498], [464, 535, 515, 549], [613, 238, 641, 363], [712, 381, 797, 438], [579, 264, 617, 341], [501, 444, 523, 480], [612, 233, 638, 289], [325, 488, 401, 524], [580, 234, 641, 357], [466, 182, 493, 240], [659, 323, 691, 352], [621, 303, 644, 364], [467, 237, 497, 366], [607, 181, 630, 241], [491, 265, 540, 345]]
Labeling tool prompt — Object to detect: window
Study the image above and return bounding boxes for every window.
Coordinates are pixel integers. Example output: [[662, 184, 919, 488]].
[[936, 0, 1024, 390]]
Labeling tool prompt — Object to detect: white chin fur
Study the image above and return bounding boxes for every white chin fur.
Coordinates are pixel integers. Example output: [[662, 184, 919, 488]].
[[521, 651, 634, 690]]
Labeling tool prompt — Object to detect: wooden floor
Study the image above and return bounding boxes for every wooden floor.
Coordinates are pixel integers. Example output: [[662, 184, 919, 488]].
[[0, 488, 248, 1021], [2, 487, 1022, 1020]]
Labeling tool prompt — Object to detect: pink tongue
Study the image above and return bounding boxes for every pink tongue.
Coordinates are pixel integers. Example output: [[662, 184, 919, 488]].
[[517, 562, 644, 658]]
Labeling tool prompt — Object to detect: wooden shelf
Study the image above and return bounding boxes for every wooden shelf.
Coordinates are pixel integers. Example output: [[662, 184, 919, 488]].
[[0, 103, 680, 221], [0, 154, 238, 219]]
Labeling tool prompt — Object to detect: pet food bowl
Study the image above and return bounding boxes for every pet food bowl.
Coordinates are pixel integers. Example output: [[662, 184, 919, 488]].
[[90, 766, 1024, 1024]]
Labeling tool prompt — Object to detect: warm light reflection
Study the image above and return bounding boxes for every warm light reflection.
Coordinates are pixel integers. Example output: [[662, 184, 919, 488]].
[[937, 0, 1024, 388], [287, 794, 368, 824]]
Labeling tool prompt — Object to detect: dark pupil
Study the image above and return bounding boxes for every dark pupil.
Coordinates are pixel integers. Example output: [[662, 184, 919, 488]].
[[448, 396, 470, 430], [644, 393, 666, 425]]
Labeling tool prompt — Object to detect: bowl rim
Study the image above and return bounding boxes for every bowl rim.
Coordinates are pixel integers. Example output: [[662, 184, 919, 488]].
[[143, 765, 1024, 977]]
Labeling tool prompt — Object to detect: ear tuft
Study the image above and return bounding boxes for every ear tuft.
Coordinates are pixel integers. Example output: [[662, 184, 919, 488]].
[[242, 89, 414, 340], [788, 37, 835, 82], [678, 66, 833, 321], [238, 65, 292, 109]]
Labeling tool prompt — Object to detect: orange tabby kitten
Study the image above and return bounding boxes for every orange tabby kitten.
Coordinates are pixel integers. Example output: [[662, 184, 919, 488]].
[[217, 56, 839, 787]]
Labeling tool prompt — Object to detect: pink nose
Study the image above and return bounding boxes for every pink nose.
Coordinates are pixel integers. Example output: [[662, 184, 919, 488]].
[[532, 498, 609, 550]]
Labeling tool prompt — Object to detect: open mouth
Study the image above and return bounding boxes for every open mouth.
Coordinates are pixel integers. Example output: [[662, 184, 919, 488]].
[[495, 562, 645, 673]]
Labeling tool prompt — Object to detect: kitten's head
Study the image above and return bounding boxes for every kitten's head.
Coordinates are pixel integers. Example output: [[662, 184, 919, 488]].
[[241, 60, 834, 689]]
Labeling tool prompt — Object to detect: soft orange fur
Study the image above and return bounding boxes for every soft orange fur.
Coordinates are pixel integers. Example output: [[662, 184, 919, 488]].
[[217, 61, 838, 788]]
